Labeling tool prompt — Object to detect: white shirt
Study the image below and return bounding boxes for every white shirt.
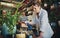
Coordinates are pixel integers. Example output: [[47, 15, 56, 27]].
[[32, 8, 54, 38]]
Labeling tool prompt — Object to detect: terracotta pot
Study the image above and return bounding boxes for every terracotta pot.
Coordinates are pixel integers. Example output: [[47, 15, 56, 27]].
[[16, 34, 26, 38]]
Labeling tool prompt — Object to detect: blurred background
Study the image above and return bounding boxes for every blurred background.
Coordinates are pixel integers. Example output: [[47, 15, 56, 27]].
[[0, 0, 60, 38]]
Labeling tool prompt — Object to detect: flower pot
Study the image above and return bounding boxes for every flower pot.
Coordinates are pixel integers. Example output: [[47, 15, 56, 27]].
[[16, 33, 26, 38]]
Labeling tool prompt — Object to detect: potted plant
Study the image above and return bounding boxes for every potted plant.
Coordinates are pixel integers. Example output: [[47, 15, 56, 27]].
[[1, 1, 23, 38]]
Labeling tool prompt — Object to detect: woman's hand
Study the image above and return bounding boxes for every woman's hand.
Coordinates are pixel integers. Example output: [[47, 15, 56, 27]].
[[37, 32, 43, 38]]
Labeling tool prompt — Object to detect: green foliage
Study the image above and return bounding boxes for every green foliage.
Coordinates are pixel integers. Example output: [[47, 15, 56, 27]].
[[2, 2, 23, 34]]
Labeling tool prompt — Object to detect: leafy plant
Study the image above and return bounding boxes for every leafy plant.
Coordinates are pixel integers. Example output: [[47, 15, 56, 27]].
[[2, 2, 23, 34]]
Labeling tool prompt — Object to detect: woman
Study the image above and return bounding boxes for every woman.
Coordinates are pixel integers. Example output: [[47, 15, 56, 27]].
[[30, 2, 54, 38]]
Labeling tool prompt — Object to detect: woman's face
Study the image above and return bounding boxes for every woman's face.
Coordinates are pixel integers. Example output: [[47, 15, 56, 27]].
[[33, 5, 40, 14]]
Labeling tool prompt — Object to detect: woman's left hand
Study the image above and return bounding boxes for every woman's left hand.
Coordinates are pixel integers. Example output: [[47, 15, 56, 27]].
[[37, 32, 43, 38]]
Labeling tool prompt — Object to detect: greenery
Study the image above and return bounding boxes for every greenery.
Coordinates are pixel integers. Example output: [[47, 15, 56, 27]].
[[1, 1, 23, 34], [8, 3, 22, 34]]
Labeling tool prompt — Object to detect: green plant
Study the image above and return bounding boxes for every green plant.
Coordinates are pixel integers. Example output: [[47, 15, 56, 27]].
[[2, 2, 23, 34]]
